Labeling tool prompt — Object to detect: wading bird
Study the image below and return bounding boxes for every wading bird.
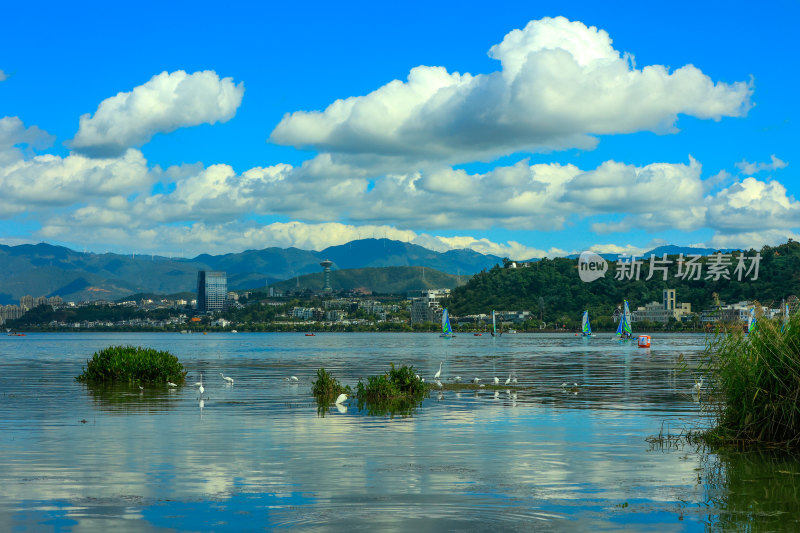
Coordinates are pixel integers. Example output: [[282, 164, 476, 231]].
[[220, 372, 234, 384], [335, 393, 348, 405], [434, 362, 442, 380]]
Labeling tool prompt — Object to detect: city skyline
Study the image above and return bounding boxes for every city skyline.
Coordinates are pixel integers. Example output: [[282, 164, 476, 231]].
[[1, 2, 796, 260]]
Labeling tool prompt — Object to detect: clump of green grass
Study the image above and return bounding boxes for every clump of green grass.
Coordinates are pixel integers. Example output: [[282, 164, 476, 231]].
[[75, 345, 186, 385], [355, 363, 427, 416], [311, 368, 351, 401], [702, 306, 800, 447]]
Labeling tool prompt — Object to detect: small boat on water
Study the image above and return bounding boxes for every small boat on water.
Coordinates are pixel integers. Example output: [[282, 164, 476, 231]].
[[305, 333, 316, 336], [474, 333, 482, 336], [7, 332, 25, 336], [581, 310, 593, 337], [616, 300, 633, 340], [745, 307, 756, 336], [440, 308, 455, 338]]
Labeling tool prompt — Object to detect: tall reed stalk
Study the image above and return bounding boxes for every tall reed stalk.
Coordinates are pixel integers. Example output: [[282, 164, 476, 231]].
[[703, 305, 800, 447]]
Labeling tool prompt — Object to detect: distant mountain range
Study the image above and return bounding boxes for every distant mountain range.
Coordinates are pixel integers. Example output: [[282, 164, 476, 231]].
[[0, 239, 501, 304], [0, 239, 744, 305]]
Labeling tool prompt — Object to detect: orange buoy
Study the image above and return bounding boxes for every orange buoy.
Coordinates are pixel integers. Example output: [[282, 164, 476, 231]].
[[637, 335, 651, 348]]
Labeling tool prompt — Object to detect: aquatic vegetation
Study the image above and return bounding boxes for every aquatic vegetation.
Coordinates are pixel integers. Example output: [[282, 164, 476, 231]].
[[75, 345, 186, 385], [702, 308, 800, 447], [355, 363, 427, 416], [311, 368, 350, 400]]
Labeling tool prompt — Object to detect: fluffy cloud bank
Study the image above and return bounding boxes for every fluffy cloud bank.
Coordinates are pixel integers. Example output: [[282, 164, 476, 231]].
[[25, 147, 798, 257], [70, 70, 244, 157], [0, 117, 151, 217], [270, 16, 752, 167]]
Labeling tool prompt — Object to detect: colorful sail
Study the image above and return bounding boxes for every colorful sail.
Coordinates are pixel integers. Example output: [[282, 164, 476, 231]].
[[616, 300, 632, 337], [582, 310, 592, 335], [441, 308, 453, 336], [747, 306, 756, 335]]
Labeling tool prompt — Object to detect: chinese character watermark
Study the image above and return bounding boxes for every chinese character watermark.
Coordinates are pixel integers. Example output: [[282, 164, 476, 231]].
[[578, 251, 762, 283]]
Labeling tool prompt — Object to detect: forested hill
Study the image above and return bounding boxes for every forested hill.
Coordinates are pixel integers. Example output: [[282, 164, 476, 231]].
[[447, 241, 800, 325], [270, 266, 461, 294]]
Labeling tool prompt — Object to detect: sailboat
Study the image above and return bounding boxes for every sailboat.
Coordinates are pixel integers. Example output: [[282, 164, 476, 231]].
[[440, 308, 455, 338], [616, 300, 633, 339], [490, 310, 501, 337], [581, 310, 593, 336], [746, 306, 756, 335]]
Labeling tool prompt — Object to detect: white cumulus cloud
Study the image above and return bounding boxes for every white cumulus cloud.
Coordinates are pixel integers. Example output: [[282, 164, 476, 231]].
[[270, 16, 752, 167], [735, 154, 788, 175], [70, 70, 244, 158]]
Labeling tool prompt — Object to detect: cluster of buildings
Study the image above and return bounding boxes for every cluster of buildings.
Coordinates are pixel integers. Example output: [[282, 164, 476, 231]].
[[629, 289, 693, 323], [0, 295, 64, 325], [408, 289, 531, 327], [290, 298, 402, 323]]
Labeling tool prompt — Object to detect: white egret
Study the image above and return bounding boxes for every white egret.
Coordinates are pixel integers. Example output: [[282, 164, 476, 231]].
[[434, 362, 442, 380], [336, 402, 347, 414], [167, 381, 177, 387], [473, 377, 481, 384], [220, 372, 234, 384], [335, 393, 348, 405], [493, 377, 500, 385], [286, 376, 299, 382], [505, 375, 511, 386], [454, 376, 462, 383], [512, 377, 518, 384], [694, 377, 703, 393]]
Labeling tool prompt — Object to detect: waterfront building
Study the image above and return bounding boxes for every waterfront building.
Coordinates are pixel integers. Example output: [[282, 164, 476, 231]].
[[632, 289, 692, 323], [197, 271, 227, 312], [410, 289, 450, 325]]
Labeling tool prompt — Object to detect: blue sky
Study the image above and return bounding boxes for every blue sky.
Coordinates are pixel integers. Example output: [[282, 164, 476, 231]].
[[0, 1, 796, 259]]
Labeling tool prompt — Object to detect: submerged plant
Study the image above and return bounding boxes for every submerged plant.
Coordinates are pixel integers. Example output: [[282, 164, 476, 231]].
[[702, 306, 800, 447], [75, 345, 186, 385]]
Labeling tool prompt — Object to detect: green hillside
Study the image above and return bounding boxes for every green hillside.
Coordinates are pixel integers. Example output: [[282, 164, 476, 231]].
[[448, 241, 800, 328], [269, 266, 463, 294]]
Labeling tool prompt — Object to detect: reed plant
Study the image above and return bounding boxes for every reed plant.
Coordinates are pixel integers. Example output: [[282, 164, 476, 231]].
[[353, 363, 427, 416], [311, 368, 350, 401], [703, 306, 800, 447], [75, 345, 186, 385]]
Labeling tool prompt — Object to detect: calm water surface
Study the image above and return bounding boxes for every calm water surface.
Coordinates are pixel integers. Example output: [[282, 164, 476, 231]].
[[1, 332, 798, 531]]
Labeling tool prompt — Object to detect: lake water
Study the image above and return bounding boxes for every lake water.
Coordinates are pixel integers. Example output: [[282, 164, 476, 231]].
[[1, 332, 798, 531]]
